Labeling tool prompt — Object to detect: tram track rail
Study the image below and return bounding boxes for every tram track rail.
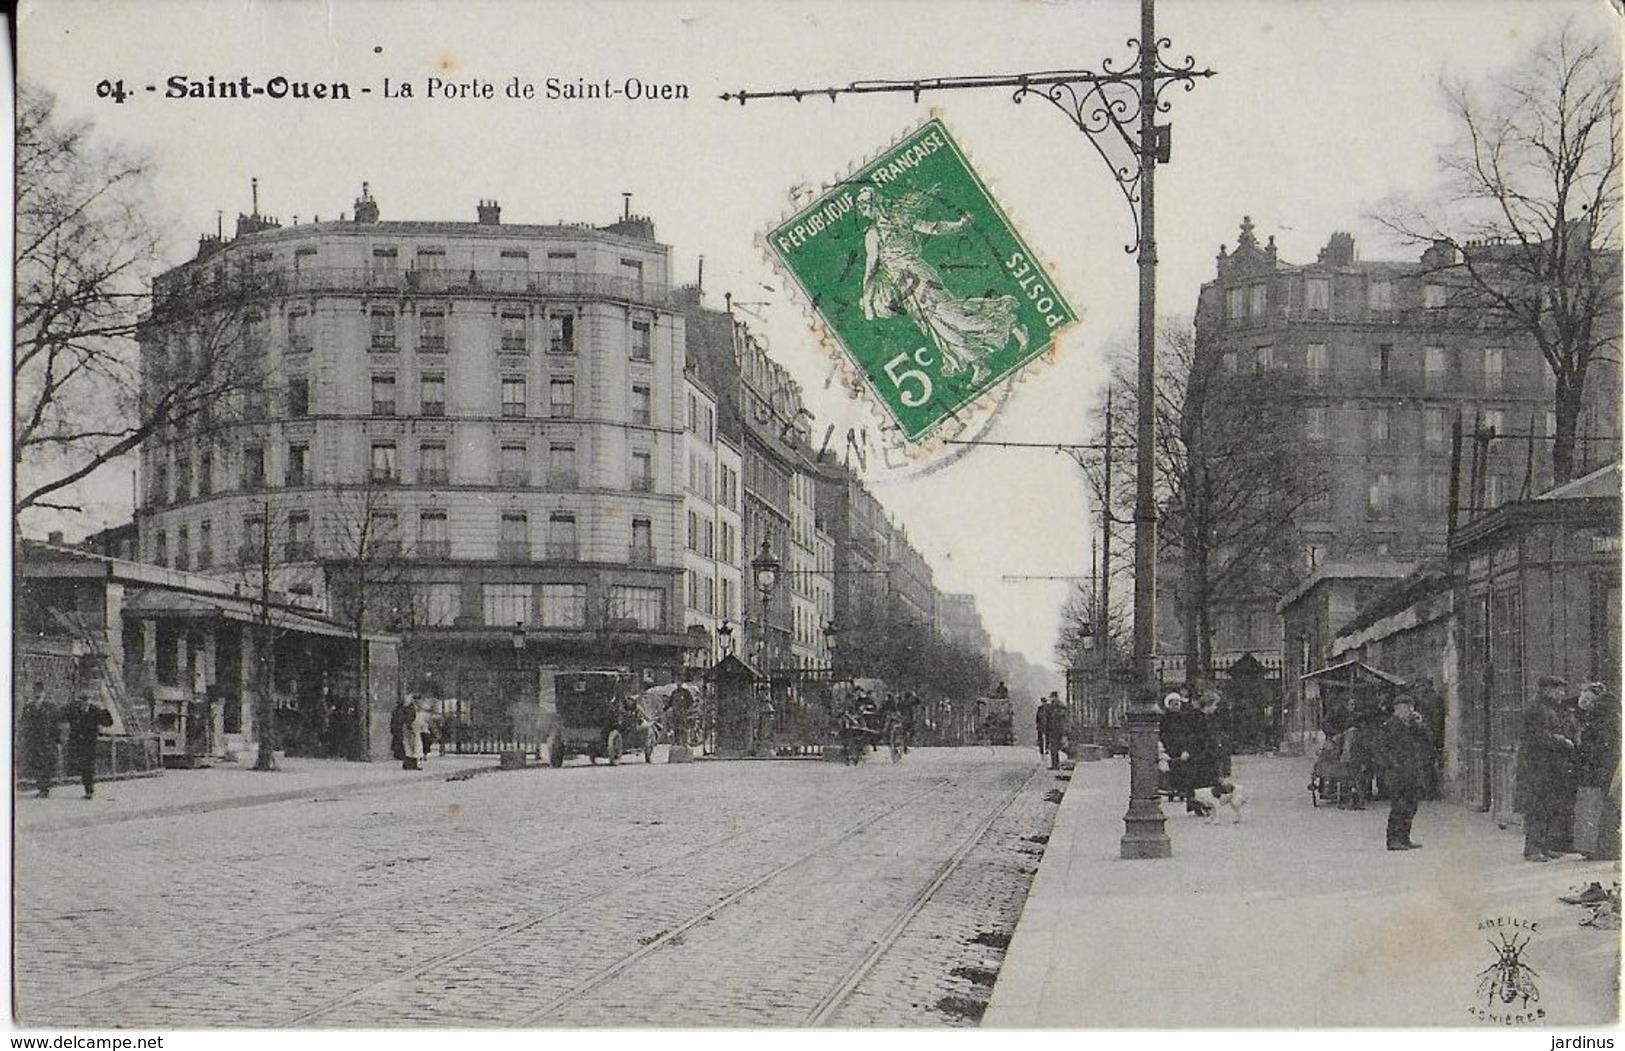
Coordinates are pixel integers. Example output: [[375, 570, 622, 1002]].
[[35, 767, 918, 1017], [520, 764, 1042, 1027]]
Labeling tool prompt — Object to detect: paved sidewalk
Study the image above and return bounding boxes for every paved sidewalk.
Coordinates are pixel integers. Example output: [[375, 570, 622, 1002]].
[[13, 752, 496, 834], [985, 753, 1620, 1028]]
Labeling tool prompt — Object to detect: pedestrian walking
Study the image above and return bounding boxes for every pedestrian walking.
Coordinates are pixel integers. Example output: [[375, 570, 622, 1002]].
[[1195, 690, 1231, 781], [19, 682, 61, 797], [389, 697, 410, 762], [400, 697, 428, 770], [1160, 693, 1193, 805], [1573, 682, 1619, 861], [1183, 694, 1224, 815], [65, 691, 113, 799], [1040, 692, 1067, 770], [1374, 690, 1433, 851], [1516, 675, 1579, 862], [1035, 696, 1049, 757], [392, 695, 427, 770]]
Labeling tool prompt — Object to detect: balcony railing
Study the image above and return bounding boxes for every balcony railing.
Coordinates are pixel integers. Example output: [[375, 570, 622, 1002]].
[[546, 540, 579, 561], [546, 471, 579, 489], [416, 539, 451, 559], [418, 468, 450, 485], [628, 545, 656, 566], [368, 469, 399, 486], [284, 541, 316, 561], [497, 540, 530, 561], [152, 267, 675, 315], [630, 476, 654, 493], [497, 469, 530, 487]]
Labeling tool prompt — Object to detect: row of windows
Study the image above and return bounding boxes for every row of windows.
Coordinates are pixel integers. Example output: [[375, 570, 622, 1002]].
[[149, 438, 659, 500], [150, 509, 659, 567], [261, 307, 658, 360], [458, 582, 664, 631], [1300, 404, 1549, 444], [274, 374, 653, 424], [353, 374, 650, 423], [1222, 275, 1452, 322], [1226, 343, 1519, 391], [686, 511, 739, 564], [1299, 471, 1512, 520], [685, 570, 737, 620]]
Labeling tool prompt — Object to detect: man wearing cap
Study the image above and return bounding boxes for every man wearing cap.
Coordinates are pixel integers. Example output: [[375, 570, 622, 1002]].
[[1516, 675, 1579, 861], [1374, 689, 1434, 850]]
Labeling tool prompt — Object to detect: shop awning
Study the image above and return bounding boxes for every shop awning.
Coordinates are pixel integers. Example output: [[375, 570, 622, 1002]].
[[122, 589, 366, 641]]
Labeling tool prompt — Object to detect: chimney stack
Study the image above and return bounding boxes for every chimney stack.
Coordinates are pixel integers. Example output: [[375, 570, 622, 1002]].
[[477, 199, 502, 225], [353, 181, 380, 224]]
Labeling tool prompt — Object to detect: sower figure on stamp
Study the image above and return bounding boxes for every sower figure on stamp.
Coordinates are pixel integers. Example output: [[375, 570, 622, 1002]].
[[856, 186, 1026, 387], [65, 690, 113, 799], [1375, 688, 1434, 851], [1517, 675, 1579, 862]]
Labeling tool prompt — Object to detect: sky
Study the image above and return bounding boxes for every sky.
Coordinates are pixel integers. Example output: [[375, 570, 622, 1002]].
[[16, 0, 1619, 671]]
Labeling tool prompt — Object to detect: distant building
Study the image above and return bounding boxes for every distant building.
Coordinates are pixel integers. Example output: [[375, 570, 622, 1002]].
[[938, 593, 991, 656]]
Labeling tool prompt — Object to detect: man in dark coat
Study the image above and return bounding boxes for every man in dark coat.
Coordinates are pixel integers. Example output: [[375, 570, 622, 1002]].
[[1188, 691, 1226, 791], [1039, 692, 1068, 770], [65, 692, 113, 799], [1375, 691, 1434, 850], [19, 683, 61, 797], [1573, 682, 1618, 860], [1517, 675, 1579, 861]]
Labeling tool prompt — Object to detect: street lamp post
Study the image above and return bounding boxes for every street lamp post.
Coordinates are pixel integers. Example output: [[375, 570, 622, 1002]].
[[823, 618, 839, 677], [749, 539, 781, 754], [722, 0, 1206, 858]]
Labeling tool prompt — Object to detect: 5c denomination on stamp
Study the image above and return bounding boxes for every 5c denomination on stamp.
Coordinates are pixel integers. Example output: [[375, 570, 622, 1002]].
[[767, 119, 1077, 443]]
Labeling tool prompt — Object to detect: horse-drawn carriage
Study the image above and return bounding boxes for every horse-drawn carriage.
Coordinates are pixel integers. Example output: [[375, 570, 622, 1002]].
[[546, 671, 657, 767]]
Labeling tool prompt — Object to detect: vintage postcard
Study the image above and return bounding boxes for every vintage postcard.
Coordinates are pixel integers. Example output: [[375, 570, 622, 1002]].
[[11, 0, 1621, 1044]]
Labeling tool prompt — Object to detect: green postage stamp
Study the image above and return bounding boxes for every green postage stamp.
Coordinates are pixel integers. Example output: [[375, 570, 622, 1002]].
[[768, 119, 1078, 442]]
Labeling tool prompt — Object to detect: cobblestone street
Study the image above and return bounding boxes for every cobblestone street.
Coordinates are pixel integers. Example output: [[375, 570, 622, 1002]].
[[15, 747, 1058, 1028]]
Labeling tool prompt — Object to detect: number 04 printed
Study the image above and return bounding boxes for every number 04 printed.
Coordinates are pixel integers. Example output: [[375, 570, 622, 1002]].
[[768, 119, 1078, 442]]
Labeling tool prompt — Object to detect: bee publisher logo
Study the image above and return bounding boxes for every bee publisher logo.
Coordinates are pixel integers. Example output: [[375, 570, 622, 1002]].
[[1469, 917, 1545, 1025]]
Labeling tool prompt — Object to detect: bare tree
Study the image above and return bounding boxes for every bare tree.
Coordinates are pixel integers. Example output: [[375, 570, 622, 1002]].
[[1053, 577, 1128, 672], [1377, 24, 1621, 482], [1158, 327, 1328, 684], [14, 83, 270, 525], [322, 481, 411, 760], [1074, 323, 1327, 688]]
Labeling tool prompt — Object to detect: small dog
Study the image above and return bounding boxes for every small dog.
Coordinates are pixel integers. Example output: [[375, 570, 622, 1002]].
[[1193, 780, 1248, 824]]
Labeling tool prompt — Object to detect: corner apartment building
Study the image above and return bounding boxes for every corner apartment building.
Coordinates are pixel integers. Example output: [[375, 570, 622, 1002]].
[[1180, 219, 1584, 687], [1198, 218, 1612, 571], [134, 188, 717, 751]]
